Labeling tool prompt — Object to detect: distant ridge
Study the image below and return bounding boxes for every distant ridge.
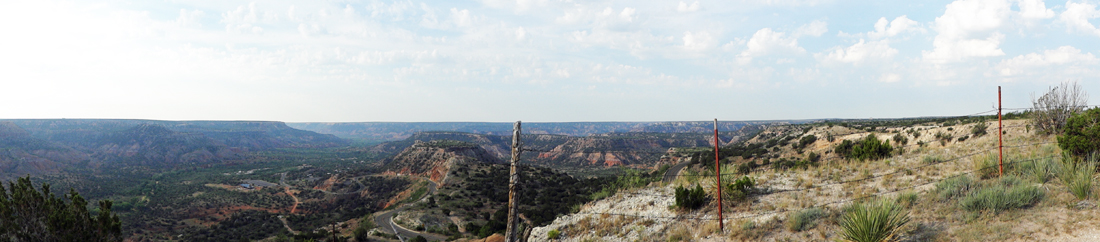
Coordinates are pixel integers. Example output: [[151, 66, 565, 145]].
[[288, 121, 793, 143], [0, 119, 350, 179]]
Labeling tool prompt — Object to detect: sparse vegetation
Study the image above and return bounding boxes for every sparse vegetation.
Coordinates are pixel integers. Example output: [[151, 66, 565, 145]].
[[547, 229, 561, 239], [934, 175, 974, 201], [922, 154, 946, 164], [786, 207, 824, 232]]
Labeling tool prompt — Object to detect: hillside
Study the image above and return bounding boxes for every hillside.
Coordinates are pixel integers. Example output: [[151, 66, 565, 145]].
[[376, 142, 651, 240], [0, 119, 348, 178], [532, 117, 1100, 241], [372, 126, 763, 176], [0, 121, 88, 178]]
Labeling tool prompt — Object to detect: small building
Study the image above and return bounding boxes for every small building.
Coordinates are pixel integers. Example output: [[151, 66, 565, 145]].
[[240, 183, 253, 189]]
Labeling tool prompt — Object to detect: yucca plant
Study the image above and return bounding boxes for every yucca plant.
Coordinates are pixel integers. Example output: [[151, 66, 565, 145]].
[[839, 199, 911, 242], [1056, 155, 1096, 200]]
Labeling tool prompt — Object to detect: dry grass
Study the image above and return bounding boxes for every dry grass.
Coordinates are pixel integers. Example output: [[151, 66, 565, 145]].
[[541, 119, 1100, 242]]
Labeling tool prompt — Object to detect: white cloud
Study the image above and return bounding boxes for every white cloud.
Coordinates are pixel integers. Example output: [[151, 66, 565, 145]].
[[1017, 0, 1054, 20], [478, 0, 551, 13], [678, 1, 701, 12], [515, 27, 527, 40], [366, 0, 418, 21], [556, 6, 638, 29], [682, 31, 716, 51], [175, 9, 204, 28], [880, 73, 901, 83], [451, 8, 473, 27], [737, 28, 804, 64], [922, 0, 1010, 63], [298, 23, 326, 37], [818, 39, 898, 65], [222, 2, 272, 34], [995, 46, 1099, 76], [1060, 1, 1100, 37], [794, 20, 828, 37], [620, 7, 637, 22], [868, 16, 922, 39]]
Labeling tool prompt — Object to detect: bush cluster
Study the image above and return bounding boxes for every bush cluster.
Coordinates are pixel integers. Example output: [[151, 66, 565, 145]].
[[1058, 108, 1100, 158], [674, 184, 707, 210], [834, 134, 894, 161], [725, 176, 756, 202]]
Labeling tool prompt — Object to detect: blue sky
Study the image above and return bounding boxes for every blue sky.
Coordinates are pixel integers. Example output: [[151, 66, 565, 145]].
[[2, 0, 1099, 122]]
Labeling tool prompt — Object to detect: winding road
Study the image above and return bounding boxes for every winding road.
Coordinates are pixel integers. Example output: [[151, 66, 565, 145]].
[[662, 161, 692, 183], [372, 181, 446, 242]]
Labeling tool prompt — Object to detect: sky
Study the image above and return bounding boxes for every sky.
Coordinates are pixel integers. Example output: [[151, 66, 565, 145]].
[[1, 0, 1099, 122]]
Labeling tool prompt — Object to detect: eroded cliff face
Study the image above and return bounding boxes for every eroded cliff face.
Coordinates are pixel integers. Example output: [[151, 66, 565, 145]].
[[375, 126, 764, 172], [0, 122, 88, 179], [383, 141, 503, 183]]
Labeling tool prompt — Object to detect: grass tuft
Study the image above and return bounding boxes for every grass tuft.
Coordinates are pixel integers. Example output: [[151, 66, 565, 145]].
[[1056, 156, 1096, 200], [786, 207, 825, 232], [959, 175, 1044, 213], [934, 175, 974, 201]]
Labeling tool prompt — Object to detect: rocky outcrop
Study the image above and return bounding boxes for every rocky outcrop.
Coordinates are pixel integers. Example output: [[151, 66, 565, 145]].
[[383, 140, 503, 183]]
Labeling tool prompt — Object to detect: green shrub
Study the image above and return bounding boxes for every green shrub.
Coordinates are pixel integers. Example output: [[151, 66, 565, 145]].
[[1056, 157, 1096, 200], [839, 199, 910, 242], [934, 176, 974, 201], [835, 134, 894, 161], [736, 162, 754, 174], [725, 176, 756, 202], [547, 229, 561, 239], [972, 122, 989, 137], [892, 134, 908, 146], [1058, 108, 1100, 158], [786, 208, 825, 232], [799, 135, 818, 147], [806, 152, 821, 163], [674, 184, 707, 210]]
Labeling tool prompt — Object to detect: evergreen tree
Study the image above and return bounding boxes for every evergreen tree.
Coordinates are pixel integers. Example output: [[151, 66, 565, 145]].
[[0, 176, 121, 242]]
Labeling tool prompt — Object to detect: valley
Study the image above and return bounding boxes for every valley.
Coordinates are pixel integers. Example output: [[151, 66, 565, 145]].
[[5, 111, 1099, 242], [0, 119, 764, 241]]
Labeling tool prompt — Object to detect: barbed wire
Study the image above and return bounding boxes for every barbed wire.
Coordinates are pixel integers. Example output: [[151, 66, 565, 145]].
[[569, 152, 1059, 222]]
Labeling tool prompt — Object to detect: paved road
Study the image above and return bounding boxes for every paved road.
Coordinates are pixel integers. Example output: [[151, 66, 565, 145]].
[[662, 161, 692, 183], [373, 181, 446, 242]]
